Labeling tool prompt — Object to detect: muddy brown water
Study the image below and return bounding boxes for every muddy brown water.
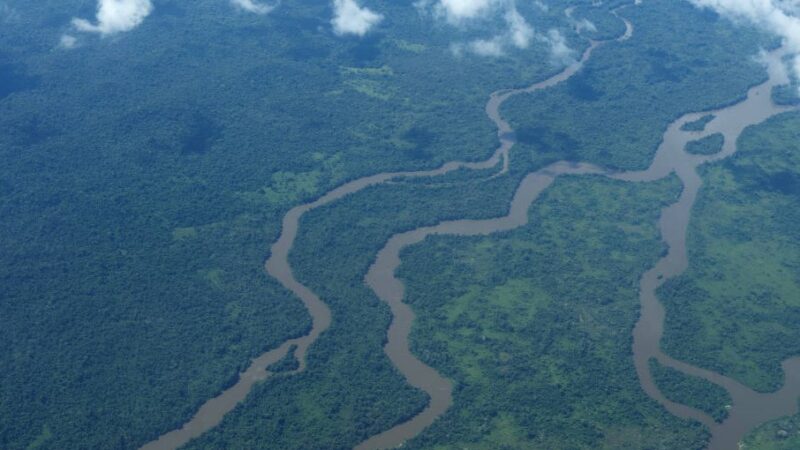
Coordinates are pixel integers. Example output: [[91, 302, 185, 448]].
[[355, 15, 632, 450], [139, 13, 624, 450], [615, 48, 800, 450], [357, 40, 800, 450], [356, 161, 606, 450], [141, 11, 799, 450]]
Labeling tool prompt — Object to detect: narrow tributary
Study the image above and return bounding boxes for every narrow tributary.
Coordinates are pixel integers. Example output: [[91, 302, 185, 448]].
[[357, 33, 800, 450], [137, 21, 613, 450], [616, 48, 800, 450], [141, 10, 799, 450]]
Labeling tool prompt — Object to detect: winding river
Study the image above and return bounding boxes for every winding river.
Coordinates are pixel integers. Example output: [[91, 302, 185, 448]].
[[356, 24, 800, 450], [141, 7, 800, 450], [354, 17, 632, 450], [139, 11, 625, 450], [617, 48, 800, 450]]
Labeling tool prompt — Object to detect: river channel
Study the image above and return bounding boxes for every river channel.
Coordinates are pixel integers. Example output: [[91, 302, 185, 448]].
[[615, 47, 800, 450], [138, 11, 626, 450], [141, 8, 799, 450], [358, 45, 800, 450]]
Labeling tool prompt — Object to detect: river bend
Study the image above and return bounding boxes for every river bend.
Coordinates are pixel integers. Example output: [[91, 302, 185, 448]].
[[140, 8, 798, 450], [138, 14, 618, 450]]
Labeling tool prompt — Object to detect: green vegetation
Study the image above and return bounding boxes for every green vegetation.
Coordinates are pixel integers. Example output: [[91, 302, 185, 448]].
[[772, 84, 800, 106], [682, 114, 716, 132], [181, 2, 777, 440], [0, 0, 564, 447], [772, 57, 800, 106], [661, 112, 800, 391], [396, 175, 711, 449], [504, 0, 770, 170], [267, 346, 300, 373], [0, 61, 38, 100], [649, 359, 731, 422], [685, 132, 724, 155], [569, 5, 628, 41], [744, 413, 800, 449], [184, 160, 523, 449], [0, 0, 788, 448]]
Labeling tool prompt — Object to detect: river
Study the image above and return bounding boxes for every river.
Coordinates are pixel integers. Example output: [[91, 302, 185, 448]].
[[140, 8, 799, 450], [357, 25, 800, 450], [616, 48, 800, 450]]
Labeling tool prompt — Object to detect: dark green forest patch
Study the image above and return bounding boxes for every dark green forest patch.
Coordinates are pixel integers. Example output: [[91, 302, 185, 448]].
[[650, 358, 731, 422], [515, 125, 580, 159], [181, 113, 223, 155], [397, 175, 710, 449], [503, 0, 771, 171], [0, 63, 38, 100], [772, 84, 800, 106], [744, 413, 800, 449], [661, 112, 800, 392], [685, 133, 724, 155], [682, 114, 716, 132], [567, 69, 606, 102]]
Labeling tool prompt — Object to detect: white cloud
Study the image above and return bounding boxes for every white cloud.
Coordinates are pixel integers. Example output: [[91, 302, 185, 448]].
[[505, 7, 535, 48], [452, 36, 505, 56], [231, 0, 277, 14], [424, 0, 575, 62], [436, 0, 501, 23], [470, 38, 504, 55], [331, 0, 384, 36], [533, 1, 549, 12], [575, 18, 597, 33], [688, 0, 800, 84], [777, 0, 800, 15], [59, 34, 78, 49], [72, 0, 153, 35], [541, 29, 575, 64], [448, 3, 536, 56], [564, 6, 597, 33]]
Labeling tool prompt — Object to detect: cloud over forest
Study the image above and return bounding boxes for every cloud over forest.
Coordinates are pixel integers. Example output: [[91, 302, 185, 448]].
[[419, 0, 576, 60], [231, 0, 278, 15], [72, 0, 153, 35], [331, 0, 384, 36], [689, 0, 800, 83]]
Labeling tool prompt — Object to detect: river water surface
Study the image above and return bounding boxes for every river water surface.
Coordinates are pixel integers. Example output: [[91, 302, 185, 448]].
[[139, 12, 627, 450], [141, 9, 799, 450], [357, 36, 800, 450], [616, 48, 800, 450], [354, 15, 633, 450]]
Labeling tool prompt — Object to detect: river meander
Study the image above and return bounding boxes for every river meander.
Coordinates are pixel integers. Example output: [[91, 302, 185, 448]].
[[141, 9, 799, 450]]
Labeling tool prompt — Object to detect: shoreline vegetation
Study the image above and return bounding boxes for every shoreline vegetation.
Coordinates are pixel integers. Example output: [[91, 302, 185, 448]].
[[1, 0, 797, 449], [649, 358, 732, 423], [685, 133, 724, 155], [681, 114, 716, 132], [662, 112, 800, 393]]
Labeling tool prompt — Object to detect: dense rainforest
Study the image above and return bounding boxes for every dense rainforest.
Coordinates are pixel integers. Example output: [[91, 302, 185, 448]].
[[660, 112, 800, 393], [1, 0, 797, 449], [395, 174, 710, 449]]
